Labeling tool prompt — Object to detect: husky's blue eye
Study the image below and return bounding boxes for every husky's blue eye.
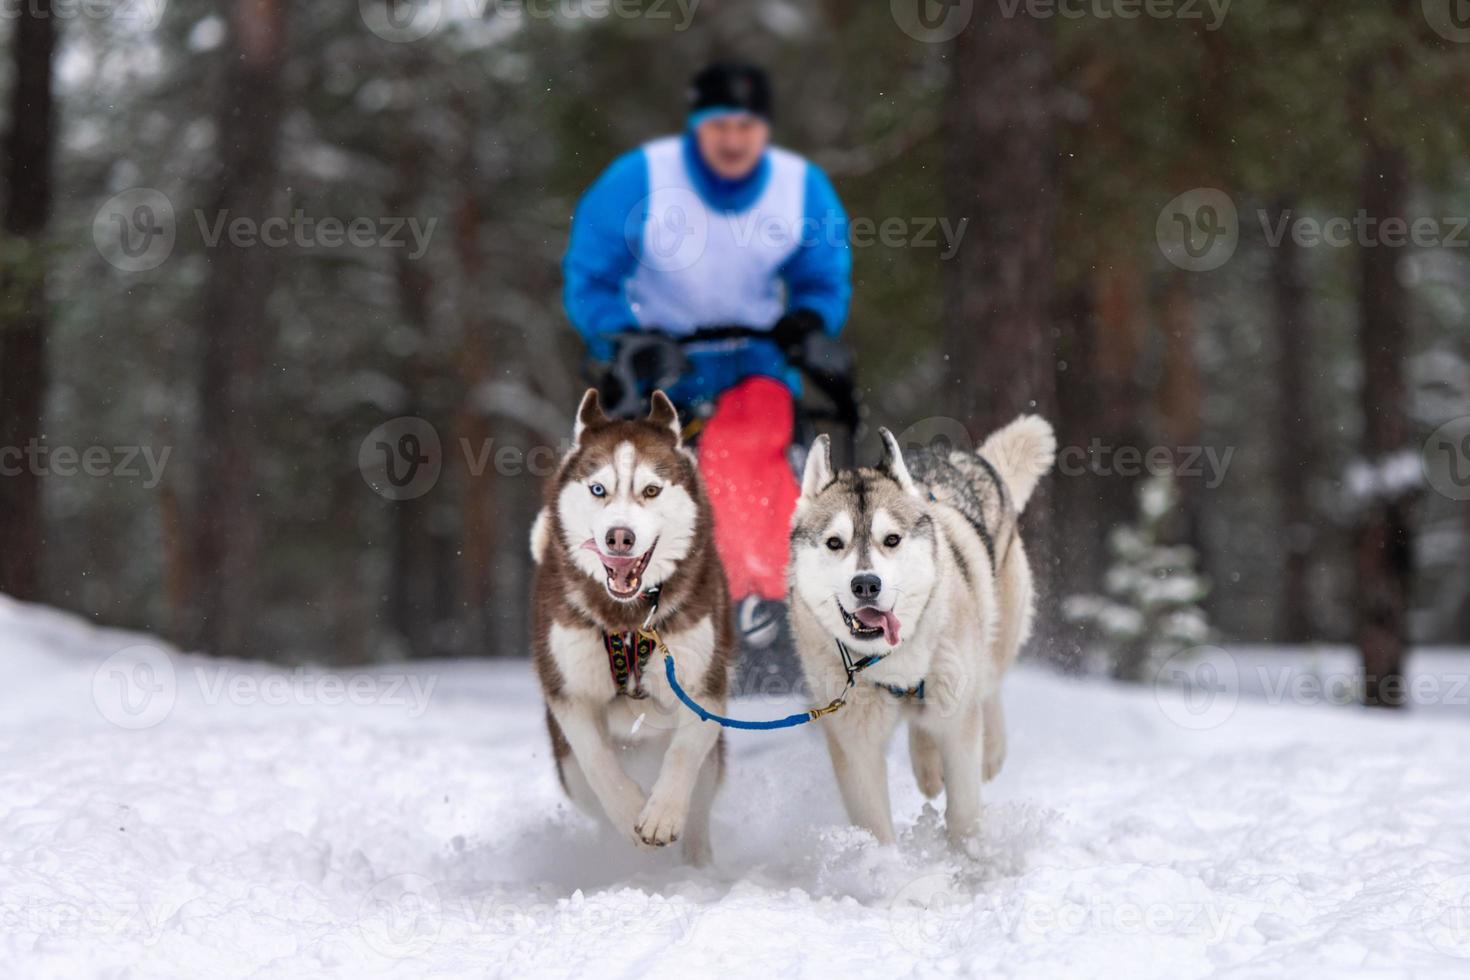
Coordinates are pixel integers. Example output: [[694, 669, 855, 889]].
[[589, 483, 606, 498], [826, 537, 843, 551]]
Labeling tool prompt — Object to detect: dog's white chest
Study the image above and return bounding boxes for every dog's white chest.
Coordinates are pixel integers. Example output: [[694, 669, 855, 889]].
[[548, 615, 718, 742]]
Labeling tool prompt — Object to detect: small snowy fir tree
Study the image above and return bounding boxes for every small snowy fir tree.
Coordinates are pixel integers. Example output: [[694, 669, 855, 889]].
[[1064, 471, 1212, 682]]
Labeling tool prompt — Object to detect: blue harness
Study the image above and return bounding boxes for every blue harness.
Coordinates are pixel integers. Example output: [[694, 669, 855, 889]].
[[639, 593, 925, 731]]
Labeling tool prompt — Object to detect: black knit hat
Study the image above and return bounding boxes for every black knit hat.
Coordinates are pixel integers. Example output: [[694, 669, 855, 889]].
[[687, 63, 773, 123]]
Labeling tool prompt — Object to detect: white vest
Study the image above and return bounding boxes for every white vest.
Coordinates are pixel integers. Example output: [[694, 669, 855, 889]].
[[627, 136, 807, 335]]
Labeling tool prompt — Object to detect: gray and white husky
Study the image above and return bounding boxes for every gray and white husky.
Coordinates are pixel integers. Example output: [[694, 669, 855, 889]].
[[788, 415, 1056, 846], [529, 389, 733, 866]]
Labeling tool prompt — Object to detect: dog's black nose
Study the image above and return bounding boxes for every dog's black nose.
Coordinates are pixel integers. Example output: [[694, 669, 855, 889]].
[[850, 573, 881, 601], [605, 526, 637, 556]]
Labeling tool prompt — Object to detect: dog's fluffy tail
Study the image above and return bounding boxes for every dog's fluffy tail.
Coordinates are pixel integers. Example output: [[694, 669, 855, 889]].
[[980, 415, 1056, 513]]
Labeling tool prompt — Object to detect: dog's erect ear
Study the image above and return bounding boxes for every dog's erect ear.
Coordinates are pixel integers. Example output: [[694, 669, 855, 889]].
[[878, 427, 921, 498], [647, 390, 682, 447], [573, 388, 607, 445], [800, 434, 835, 500]]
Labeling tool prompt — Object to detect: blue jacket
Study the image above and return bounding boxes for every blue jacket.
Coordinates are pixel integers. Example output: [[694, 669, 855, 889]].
[[563, 131, 851, 404]]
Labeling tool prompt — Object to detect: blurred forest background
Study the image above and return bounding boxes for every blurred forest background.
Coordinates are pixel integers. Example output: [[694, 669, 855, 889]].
[[2, 0, 1469, 700]]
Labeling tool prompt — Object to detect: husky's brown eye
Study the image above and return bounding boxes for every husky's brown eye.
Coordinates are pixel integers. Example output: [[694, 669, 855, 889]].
[[643, 485, 662, 499], [884, 534, 901, 548], [825, 537, 843, 551]]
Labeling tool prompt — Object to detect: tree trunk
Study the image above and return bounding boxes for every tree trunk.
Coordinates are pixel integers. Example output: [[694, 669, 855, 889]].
[[0, 0, 56, 601], [1051, 284, 1098, 672], [387, 125, 443, 658], [942, 11, 1055, 434], [190, 0, 287, 658], [452, 102, 496, 657], [1354, 133, 1414, 708], [1156, 270, 1205, 549], [1269, 196, 1317, 643], [1092, 262, 1150, 546], [942, 7, 1058, 657]]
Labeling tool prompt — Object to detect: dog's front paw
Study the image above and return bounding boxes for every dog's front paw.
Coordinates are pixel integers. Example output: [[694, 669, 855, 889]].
[[605, 786, 653, 849], [634, 794, 686, 847]]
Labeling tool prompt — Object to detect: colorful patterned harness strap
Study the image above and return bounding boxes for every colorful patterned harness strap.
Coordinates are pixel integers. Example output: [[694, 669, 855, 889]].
[[603, 629, 658, 699]]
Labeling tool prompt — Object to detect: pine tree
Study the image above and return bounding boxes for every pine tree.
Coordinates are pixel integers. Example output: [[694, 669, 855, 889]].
[[1064, 472, 1212, 682]]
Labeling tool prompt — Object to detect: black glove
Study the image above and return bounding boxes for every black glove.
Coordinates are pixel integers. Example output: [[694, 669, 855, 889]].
[[770, 309, 824, 356], [600, 331, 690, 418]]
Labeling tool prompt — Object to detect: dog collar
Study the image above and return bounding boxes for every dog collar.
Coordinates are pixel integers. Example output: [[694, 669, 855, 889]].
[[836, 640, 925, 700], [878, 679, 926, 701]]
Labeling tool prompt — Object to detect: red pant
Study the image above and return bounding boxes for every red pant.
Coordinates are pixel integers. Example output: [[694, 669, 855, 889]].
[[698, 377, 798, 602]]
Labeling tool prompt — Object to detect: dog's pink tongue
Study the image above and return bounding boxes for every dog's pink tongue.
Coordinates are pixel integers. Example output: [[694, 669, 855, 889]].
[[854, 607, 901, 646], [580, 539, 641, 591]]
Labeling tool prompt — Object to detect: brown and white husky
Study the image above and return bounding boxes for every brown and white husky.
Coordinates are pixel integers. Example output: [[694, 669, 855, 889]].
[[529, 389, 733, 865]]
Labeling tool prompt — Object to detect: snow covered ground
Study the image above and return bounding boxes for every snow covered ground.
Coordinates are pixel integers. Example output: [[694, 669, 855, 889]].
[[3, 595, 1470, 979]]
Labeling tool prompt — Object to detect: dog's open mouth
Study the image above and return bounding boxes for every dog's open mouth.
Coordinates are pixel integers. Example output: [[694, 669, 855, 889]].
[[838, 600, 901, 647], [581, 539, 657, 599]]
